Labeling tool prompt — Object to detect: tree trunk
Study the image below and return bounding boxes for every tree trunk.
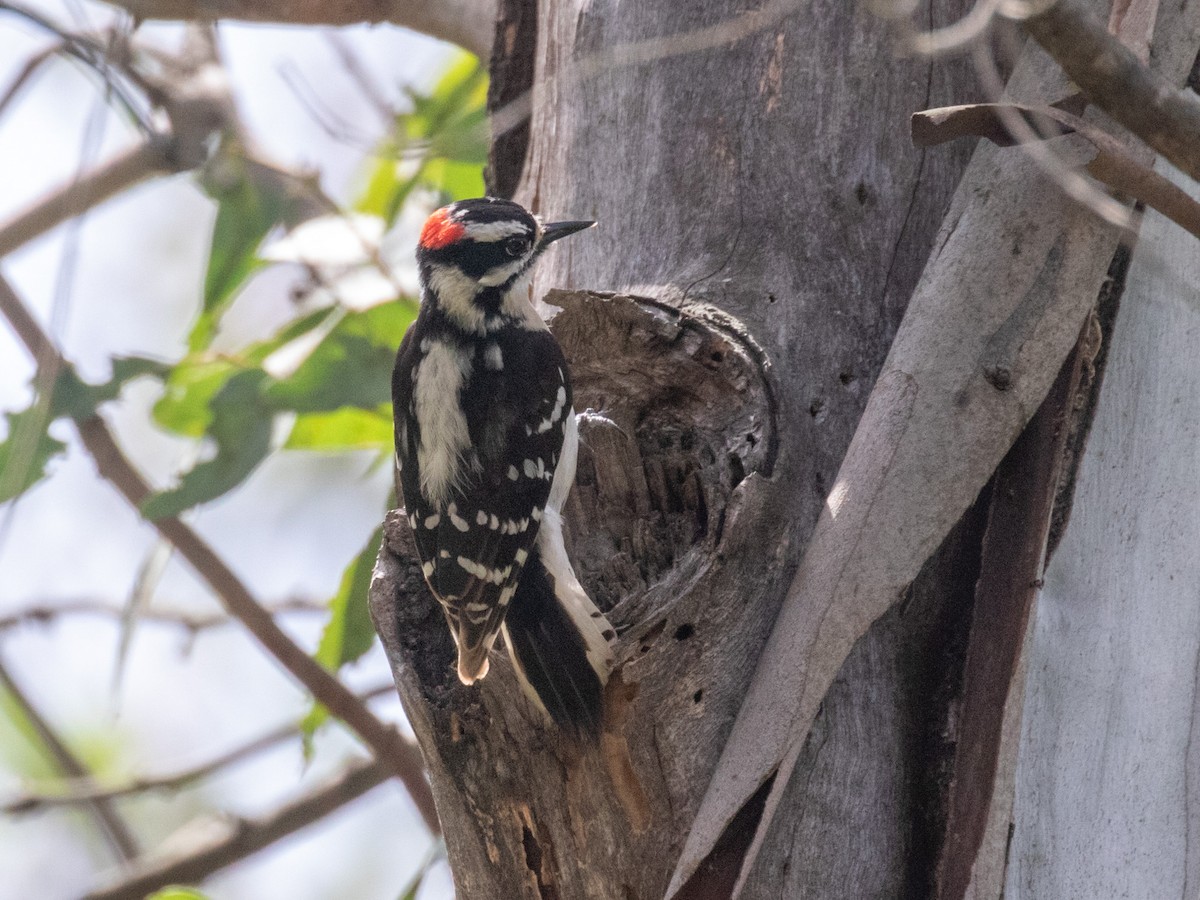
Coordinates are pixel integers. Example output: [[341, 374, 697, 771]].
[[368, 0, 1200, 897]]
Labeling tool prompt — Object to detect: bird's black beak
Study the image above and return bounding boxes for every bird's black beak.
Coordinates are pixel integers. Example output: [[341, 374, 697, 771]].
[[538, 219, 595, 249]]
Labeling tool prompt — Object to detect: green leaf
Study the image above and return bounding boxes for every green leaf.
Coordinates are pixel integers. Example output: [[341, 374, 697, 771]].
[[146, 889, 211, 900], [420, 157, 486, 203], [52, 357, 170, 422], [285, 407, 393, 451], [152, 357, 247, 438], [301, 526, 384, 748], [405, 53, 488, 157], [356, 52, 488, 223], [191, 163, 292, 352], [316, 525, 383, 671], [0, 404, 67, 504], [357, 157, 422, 226], [141, 370, 273, 519], [264, 301, 416, 415]]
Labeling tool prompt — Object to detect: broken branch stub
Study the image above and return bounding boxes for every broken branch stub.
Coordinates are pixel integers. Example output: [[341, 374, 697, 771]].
[[370, 290, 776, 900], [912, 102, 1200, 242]]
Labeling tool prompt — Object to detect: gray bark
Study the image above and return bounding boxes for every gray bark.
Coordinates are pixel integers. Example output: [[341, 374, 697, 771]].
[[1005, 166, 1200, 900], [372, 0, 978, 895], [368, 0, 1200, 897]]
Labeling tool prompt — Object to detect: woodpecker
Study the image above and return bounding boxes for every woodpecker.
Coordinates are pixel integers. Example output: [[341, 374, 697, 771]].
[[392, 197, 615, 735]]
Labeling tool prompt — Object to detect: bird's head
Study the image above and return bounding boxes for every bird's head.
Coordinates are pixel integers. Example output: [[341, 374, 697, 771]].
[[416, 197, 594, 333]]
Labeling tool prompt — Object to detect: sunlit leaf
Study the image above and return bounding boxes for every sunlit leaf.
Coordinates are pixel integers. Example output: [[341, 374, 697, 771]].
[[141, 370, 273, 519], [0, 405, 66, 504], [285, 407, 393, 451], [357, 51, 488, 223], [264, 301, 416, 414], [322, 267, 399, 312], [260, 213, 385, 268], [404, 52, 488, 160], [146, 888, 211, 900], [191, 162, 293, 352], [419, 156, 485, 203], [357, 157, 421, 223], [152, 358, 247, 438]]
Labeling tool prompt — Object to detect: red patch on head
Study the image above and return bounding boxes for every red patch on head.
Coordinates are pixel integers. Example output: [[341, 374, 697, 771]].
[[419, 207, 467, 250]]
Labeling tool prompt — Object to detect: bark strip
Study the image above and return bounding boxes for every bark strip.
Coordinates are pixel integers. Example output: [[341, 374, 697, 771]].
[[934, 323, 1096, 899]]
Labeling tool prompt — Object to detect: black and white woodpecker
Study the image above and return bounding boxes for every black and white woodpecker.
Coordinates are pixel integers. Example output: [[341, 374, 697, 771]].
[[392, 197, 615, 735]]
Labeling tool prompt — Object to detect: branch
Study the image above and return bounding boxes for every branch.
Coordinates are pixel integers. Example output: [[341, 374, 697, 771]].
[[912, 102, 1200, 242], [83, 757, 391, 900], [0, 659, 140, 863], [0, 273, 438, 833], [3, 684, 396, 814], [0, 140, 172, 259], [1021, 0, 1200, 185], [100, 0, 497, 59], [0, 596, 326, 633]]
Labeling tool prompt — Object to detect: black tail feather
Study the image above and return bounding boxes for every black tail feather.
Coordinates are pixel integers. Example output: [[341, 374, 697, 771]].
[[504, 549, 605, 736]]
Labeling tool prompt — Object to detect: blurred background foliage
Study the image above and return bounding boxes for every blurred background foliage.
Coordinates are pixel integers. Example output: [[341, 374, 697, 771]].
[[0, 6, 487, 897]]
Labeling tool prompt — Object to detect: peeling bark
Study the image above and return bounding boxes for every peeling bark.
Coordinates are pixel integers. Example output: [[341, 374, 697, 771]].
[[367, 0, 1200, 896]]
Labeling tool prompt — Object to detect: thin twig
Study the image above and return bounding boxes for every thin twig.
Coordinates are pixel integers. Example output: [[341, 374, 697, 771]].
[[0, 140, 172, 258], [0, 273, 438, 833], [325, 32, 395, 124], [0, 42, 60, 120], [1020, 0, 1200, 184], [0, 596, 327, 633], [3, 684, 396, 814], [82, 757, 392, 900], [0, 658, 139, 863]]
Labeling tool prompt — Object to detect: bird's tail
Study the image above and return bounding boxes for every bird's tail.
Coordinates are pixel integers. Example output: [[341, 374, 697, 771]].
[[501, 526, 614, 736]]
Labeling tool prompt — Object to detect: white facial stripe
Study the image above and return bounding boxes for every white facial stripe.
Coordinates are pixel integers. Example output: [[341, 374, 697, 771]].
[[464, 220, 532, 242], [477, 259, 526, 287]]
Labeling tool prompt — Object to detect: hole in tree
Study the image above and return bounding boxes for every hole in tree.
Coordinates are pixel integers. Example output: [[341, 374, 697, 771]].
[[674, 623, 695, 641]]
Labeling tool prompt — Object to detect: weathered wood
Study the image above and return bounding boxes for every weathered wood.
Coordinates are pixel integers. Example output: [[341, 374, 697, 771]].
[[374, 0, 985, 893], [367, 0, 1200, 896], [522, 1, 982, 896], [934, 327, 1097, 900], [676, 3, 1200, 891], [1004, 165, 1200, 898]]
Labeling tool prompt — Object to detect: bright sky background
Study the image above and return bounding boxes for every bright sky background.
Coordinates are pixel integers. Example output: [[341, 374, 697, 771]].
[[0, 4, 456, 897]]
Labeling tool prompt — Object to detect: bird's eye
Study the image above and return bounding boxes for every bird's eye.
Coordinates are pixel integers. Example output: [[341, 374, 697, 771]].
[[503, 236, 529, 257]]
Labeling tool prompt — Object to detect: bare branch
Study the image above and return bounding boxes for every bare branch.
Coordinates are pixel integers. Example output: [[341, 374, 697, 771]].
[[3, 684, 396, 814], [0, 273, 439, 834], [99, 0, 497, 59], [82, 757, 391, 900], [1020, 0, 1200, 185], [912, 103, 1200, 242], [0, 42, 60, 120], [0, 659, 140, 863], [0, 596, 326, 633], [0, 140, 173, 259]]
